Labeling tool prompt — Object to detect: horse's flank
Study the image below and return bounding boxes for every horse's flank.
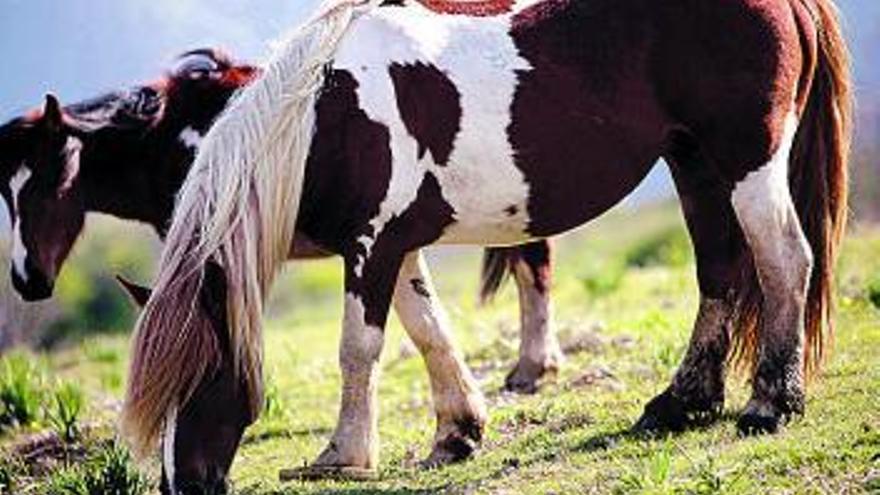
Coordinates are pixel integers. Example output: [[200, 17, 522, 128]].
[[121, 0, 380, 457]]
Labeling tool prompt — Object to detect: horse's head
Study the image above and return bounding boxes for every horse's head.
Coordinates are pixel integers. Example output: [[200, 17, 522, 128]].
[[162, 48, 260, 137], [118, 264, 251, 495], [0, 49, 258, 303], [1, 94, 90, 301]]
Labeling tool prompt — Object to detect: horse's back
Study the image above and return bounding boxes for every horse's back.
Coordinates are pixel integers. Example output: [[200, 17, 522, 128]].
[[315, 0, 809, 247]]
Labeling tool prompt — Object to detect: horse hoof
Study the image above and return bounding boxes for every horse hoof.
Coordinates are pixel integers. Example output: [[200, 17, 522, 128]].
[[278, 465, 378, 482], [421, 436, 477, 469], [422, 419, 483, 468], [504, 358, 558, 394], [737, 410, 781, 436], [633, 389, 689, 434]]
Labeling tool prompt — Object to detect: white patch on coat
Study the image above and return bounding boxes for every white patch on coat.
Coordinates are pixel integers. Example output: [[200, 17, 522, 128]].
[[163, 405, 179, 493], [731, 111, 812, 295], [9, 165, 32, 282], [731, 113, 799, 222], [335, 3, 535, 273], [179, 126, 204, 152]]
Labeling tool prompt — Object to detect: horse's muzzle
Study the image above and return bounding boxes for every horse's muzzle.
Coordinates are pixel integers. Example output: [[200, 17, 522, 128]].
[[10, 259, 54, 301]]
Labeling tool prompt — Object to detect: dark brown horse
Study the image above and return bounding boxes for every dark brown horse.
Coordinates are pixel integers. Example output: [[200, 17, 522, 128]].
[[122, 0, 850, 492]]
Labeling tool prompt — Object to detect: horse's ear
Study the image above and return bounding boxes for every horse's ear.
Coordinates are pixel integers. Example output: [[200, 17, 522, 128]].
[[223, 64, 260, 87], [42, 94, 64, 133], [115, 275, 152, 308]]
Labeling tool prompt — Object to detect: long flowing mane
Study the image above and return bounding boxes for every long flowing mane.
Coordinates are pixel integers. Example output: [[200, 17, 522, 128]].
[[121, 0, 379, 457]]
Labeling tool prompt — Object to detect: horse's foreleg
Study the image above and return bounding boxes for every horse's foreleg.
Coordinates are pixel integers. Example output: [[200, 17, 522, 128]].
[[311, 252, 402, 473], [731, 113, 811, 435], [504, 241, 563, 393], [392, 251, 486, 466]]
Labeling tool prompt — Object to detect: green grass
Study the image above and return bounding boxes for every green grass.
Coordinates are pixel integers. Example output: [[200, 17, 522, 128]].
[[0, 353, 47, 431], [2, 204, 880, 494]]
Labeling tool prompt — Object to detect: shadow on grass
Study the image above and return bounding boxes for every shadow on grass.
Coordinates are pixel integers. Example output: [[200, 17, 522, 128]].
[[242, 426, 334, 447], [258, 414, 742, 494]]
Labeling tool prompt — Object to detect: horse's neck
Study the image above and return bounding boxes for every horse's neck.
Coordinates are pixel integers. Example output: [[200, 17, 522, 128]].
[[80, 131, 189, 233]]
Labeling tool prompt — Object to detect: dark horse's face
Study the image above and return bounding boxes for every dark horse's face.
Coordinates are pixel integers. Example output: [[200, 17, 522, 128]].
[[120, 264, 251, 495], [0, 95, 87, 300], [1, 49, 258, 302]]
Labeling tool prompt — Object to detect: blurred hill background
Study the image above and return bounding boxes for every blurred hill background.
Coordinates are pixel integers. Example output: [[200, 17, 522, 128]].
[[0, 0, 878, 346]]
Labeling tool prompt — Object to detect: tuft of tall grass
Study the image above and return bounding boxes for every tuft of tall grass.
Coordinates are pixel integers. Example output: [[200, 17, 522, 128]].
[[46, 382, 85, 443], [44, 441, 148, 495], [0, 457, 21, 495], [263, 372, 288, 419], [0, 353, 46, 430]]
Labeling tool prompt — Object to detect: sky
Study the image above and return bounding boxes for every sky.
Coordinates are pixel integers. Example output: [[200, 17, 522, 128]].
[[0, 0, 877, 228], [0, 0, 321, 118]]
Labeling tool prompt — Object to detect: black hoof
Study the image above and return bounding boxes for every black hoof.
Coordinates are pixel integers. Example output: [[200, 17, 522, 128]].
[[504, 359, 558, 394], [634, 389, 689, 433], [634, 388, 722, 434], [421, 418, 483, 469], [737, 410, 782, 436]]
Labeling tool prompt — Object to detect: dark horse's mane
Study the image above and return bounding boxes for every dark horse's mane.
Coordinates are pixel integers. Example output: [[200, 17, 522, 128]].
[[62, 88, 163, 131]]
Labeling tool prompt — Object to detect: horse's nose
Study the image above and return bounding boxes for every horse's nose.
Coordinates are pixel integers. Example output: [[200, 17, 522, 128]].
[[10, 258, 54, 301], [162, 475, 229, 495]]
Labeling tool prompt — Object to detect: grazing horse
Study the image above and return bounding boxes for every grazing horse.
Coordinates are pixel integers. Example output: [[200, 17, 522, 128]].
[[122, 0, 851, 492], [0, 50, 561, 394]]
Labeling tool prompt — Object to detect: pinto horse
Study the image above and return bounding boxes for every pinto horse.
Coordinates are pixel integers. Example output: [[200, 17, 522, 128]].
[[123, 0, 850, 492], [0, 50, 561, 394]]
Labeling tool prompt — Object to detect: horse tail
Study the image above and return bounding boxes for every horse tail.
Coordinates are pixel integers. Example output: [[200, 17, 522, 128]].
[[480, 247, 516, 304], [120, 0, 375, 457], [729, 0, 853, 377]]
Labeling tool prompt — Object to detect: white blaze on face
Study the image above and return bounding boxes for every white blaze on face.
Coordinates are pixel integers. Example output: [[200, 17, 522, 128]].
[[9, 165, 32, 281], [179, 126, 204, 152], [334, 4, 535, 273]]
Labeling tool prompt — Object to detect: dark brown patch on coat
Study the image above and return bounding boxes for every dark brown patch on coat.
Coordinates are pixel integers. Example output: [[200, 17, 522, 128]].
[[389, 62, 461, 166], [509, 0, 668, 237], [297, 69, 393, 256], [349, 173, 455, 327]]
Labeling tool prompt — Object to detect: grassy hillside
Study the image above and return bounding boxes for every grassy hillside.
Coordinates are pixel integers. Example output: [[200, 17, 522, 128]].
[[1, 203, 879, 494]]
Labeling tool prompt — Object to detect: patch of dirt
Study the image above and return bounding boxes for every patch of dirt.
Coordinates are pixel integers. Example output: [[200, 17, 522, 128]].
[[561, 331, 606, 355], [567, 366, 625, 392], [4, 426, 102, 478]]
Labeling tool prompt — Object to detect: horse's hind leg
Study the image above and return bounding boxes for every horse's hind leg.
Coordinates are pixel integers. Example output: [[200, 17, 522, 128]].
[[636, 140, 745, 432], [504, 241, 564, 393], [730, 113, 811, 434], [392, 251, 486, 466]]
